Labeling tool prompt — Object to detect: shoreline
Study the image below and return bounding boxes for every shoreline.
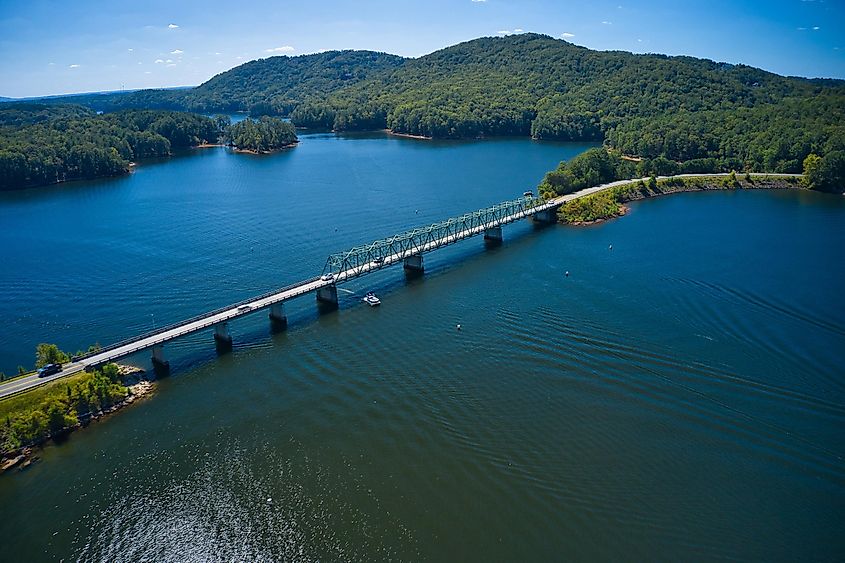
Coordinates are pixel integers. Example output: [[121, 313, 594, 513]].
[[384, 129, 432, 140], [229, 141, 299, 155], [559, 175, 803, 226], [0, 364, 155, 474]]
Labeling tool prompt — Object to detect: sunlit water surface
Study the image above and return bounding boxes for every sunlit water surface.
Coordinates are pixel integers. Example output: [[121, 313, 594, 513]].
[[0, 132, 843, 561]]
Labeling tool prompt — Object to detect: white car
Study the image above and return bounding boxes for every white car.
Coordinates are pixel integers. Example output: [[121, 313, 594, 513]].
[[321, 273, 335, 281]]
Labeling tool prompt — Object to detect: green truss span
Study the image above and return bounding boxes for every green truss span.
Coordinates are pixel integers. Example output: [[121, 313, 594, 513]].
[[323, 195, 549, 279]]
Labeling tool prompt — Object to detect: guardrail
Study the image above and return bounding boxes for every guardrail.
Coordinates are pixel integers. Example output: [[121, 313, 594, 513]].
[[72, 276, 322, 363]]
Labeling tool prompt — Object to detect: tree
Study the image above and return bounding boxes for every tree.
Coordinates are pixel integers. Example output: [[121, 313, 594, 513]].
[[803, 153, 822, 188], [35, 343, 69, 368], [102, 363, 120, 383], [804, 151, 845, 193]]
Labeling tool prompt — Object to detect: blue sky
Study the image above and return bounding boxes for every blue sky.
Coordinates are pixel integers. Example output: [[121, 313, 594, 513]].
[[0, 0, 842, 98]]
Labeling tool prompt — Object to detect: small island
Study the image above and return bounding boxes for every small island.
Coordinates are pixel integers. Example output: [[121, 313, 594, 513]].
[[226, 116, 298, 154]]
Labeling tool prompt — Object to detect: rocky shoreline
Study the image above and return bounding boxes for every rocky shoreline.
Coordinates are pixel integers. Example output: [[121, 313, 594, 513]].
[[0, 364, 155, 474], [385, 129, 433, 140], [230, 141, 299, 155]]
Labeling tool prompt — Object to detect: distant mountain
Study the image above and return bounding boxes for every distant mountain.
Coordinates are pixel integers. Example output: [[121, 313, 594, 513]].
[[294, 34, 840, 135], [0, 103, 95, 127], [288, 34, 843, 172], [186, 50, 404, 114], [37, 51, 404, 115]]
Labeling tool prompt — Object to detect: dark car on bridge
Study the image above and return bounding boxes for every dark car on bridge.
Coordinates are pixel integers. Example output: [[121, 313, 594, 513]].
[[37, 363, 62, 378]]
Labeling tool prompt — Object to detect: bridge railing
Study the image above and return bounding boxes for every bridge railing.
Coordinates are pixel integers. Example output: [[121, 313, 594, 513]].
[[72, 196, 555, 364], [322, 195, 547, 278], [71, 277, 321, 363]]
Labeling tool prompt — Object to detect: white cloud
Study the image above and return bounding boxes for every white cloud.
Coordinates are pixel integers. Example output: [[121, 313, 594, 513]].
[[797, 27, 807, 30], [601, 20, 612, 25], [128, 48, 134, 52], [813, 26, 820, 30], [48, 62, 56, 66], [145, 71, 152, 74], [168, 23, 179, 29], [471, 0, 487, 2], [514, 28, 523, 32], [171, 49, 183, 54], [69, 64, 80, 68], [165, 59, 174, 63], [265, 45, 295, 53], [496, 29, 526, 35], [166, 63, 177, 67], [561, 32, 575, 38], [154, 59, 165, 64]]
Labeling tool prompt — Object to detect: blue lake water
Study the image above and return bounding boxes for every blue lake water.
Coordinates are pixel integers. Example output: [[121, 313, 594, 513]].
[[0, 132, 843, 561]]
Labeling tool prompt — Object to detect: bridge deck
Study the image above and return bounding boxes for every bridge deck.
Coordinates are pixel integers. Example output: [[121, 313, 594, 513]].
[[80, 199, 558, 367], [79, 276, 331, 368]]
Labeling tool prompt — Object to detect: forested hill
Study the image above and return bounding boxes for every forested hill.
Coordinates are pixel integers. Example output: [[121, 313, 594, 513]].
[[296, 33, 829, 136], [187, 50, 405, 114], [287, 34, 844, 172], [18, 33, 845, 173], [39, 50, 405, 115]]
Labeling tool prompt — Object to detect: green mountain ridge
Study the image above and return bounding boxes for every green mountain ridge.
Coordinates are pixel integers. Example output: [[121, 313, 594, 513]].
[[6, 33, 845, 179]]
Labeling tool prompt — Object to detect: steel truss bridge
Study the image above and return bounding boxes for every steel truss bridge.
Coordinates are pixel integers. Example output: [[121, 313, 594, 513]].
[[323, 195, 556, 282], [5, 172, 797, 396]]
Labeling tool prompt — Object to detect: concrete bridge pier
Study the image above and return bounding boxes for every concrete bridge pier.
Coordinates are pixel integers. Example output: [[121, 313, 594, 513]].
[[532, 208, 558, 224], [403, 254, 424, 273], [316, 284, 338, 309], [484, 226, 503, 244], [214, 322, 233, 353], [151, 345, 170, 375], [269, 302, 287, 329]]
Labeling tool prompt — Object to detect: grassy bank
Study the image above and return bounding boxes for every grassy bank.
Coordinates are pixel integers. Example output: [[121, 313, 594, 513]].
[[0, 364, 128, 460], [558, 173, 802, 224]]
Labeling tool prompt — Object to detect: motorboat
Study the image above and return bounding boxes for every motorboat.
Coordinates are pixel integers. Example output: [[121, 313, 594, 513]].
[[362, 291, 381, 306]]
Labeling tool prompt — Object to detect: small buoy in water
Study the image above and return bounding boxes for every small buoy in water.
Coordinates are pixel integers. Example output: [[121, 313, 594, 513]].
[[609, 244, 613, 250], [267, 498, 273, 504], [565, 271, 570, 277], [456, 324, 462, 331]]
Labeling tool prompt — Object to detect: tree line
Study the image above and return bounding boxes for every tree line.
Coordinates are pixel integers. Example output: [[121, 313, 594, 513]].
[[0, 108, 222, 190], [0, 108, 300, 189]]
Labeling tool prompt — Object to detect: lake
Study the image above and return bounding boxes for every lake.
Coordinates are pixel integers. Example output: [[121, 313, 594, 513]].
[[0, 132, 843, 561]]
